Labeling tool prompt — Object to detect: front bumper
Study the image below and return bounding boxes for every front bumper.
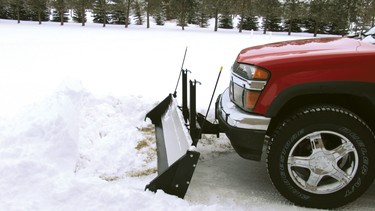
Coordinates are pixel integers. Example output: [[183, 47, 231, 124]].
[[216, 89, 270, 161]]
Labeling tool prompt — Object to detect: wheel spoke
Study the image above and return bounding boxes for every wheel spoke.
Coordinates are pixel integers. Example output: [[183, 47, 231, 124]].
[[288, 156, 310, 169], [308, 132, 325, 151], [330, 167, 352, 185], [332, 142, 355, 161], [306, 172, 323, 191]]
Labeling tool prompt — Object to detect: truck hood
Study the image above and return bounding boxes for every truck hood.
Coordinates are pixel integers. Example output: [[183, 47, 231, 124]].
[[236, 37, 362, 67]]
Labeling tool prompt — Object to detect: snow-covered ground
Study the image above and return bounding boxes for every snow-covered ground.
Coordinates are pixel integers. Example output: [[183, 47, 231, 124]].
[[2, 18, 366, 210]]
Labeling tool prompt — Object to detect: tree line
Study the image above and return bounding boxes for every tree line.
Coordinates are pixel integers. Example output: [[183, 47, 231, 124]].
[[1, 0, 375, 36]]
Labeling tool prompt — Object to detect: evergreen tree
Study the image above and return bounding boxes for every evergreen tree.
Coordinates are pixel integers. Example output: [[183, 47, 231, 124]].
[[338, 0, 375, 33], [152, 0, 167, 25], [207, 0, 226, 31], [72, 8, 86, 24], [70, 0, 94, 26], [133, 0, 143, 25], [266, 15, 282, 31], [326, 0, 349, 36], [92, 0, 109, 27], [164, 0, 175, 20], [153, 12, 165, 25], [144, 0, 167, 27], [9, 0, 28, 22], [51, 0, 68, 25], [28, 0, 49, 24], [283, 19, 302, 33], [169, 0, 196, 30], [283, 0, 305, 35], [306, 0, 330, 37], [195, 0, 209, 27], [219, 14, 233, 29], [235, 0, 254, 32], [0, 0, 10, 19], [51, 10, 69, 24], [347, 0, 359, 25], [111, 0, 127, 25], [218, 1, 233, 29], [186, 0, 198, 24], [238, 16, 258, 31], [358, 0, 375, 31], [255, 0, 281, 34]]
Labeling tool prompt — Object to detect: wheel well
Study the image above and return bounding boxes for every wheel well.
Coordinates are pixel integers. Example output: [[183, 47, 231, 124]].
[[267, 94, 375, 136]]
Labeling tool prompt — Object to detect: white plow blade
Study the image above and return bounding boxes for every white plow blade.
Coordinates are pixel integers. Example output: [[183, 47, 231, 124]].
[[145, 94, 200, 199], [162, 97, 192, 167]]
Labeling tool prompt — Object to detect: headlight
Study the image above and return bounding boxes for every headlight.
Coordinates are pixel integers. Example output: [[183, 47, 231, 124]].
[[232, 63, 269, 80], [230, 63, 270, 112]]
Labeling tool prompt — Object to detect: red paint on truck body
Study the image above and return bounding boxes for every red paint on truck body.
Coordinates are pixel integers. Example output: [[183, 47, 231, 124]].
[[236, 37, 375, 114]]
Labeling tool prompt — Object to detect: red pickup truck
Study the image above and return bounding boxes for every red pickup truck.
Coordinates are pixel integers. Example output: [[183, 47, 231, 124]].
[[146, 37, 375, 209], [216, 37, 375, 208]]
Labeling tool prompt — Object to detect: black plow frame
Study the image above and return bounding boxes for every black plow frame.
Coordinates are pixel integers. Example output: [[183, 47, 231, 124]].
[[145, 69, 221, 198]]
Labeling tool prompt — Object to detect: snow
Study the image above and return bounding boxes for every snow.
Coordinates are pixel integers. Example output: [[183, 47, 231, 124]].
[[363, 34, 375, 44], [0, 19, 338, 210], [365, 26, 375, 36]]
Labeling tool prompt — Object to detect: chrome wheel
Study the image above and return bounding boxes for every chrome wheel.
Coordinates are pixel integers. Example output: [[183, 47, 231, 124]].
[[267, 105, 375, 208], [288, 131, 358, 194]]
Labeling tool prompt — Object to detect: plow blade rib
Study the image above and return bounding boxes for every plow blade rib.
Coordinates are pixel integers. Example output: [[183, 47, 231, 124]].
[[145, 94, 200, 198]]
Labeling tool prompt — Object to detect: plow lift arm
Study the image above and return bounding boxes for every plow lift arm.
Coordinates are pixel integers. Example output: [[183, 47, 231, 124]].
[[145, 68, 222, 198]]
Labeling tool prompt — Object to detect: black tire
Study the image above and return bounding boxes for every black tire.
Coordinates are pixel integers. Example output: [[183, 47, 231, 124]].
[[267, 105, 375, 209]]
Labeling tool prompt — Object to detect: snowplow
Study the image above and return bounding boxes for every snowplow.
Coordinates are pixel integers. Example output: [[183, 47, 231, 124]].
[[145, 67, 222, 198]]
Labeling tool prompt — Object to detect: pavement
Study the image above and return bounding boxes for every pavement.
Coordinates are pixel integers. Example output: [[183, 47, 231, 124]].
[[187, 152, 375, 210]]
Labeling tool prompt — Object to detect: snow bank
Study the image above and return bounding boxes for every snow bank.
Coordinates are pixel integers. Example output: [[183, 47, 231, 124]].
[[0, 80, 82, 209], [0, 78, 235, 210]]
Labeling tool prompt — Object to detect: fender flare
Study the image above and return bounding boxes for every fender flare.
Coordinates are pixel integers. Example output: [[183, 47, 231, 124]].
[[265, 81, 375, 117]]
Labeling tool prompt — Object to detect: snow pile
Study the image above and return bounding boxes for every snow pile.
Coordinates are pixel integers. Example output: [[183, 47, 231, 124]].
[[0, 80, 82, 208], [0, 79, 234, 210]]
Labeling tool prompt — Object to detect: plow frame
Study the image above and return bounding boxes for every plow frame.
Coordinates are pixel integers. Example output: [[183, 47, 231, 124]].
[[145, 69, 221, 198]]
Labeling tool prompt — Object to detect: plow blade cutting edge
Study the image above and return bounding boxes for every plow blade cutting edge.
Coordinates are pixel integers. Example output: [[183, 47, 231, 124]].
[[145, 94, 200, 198]]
